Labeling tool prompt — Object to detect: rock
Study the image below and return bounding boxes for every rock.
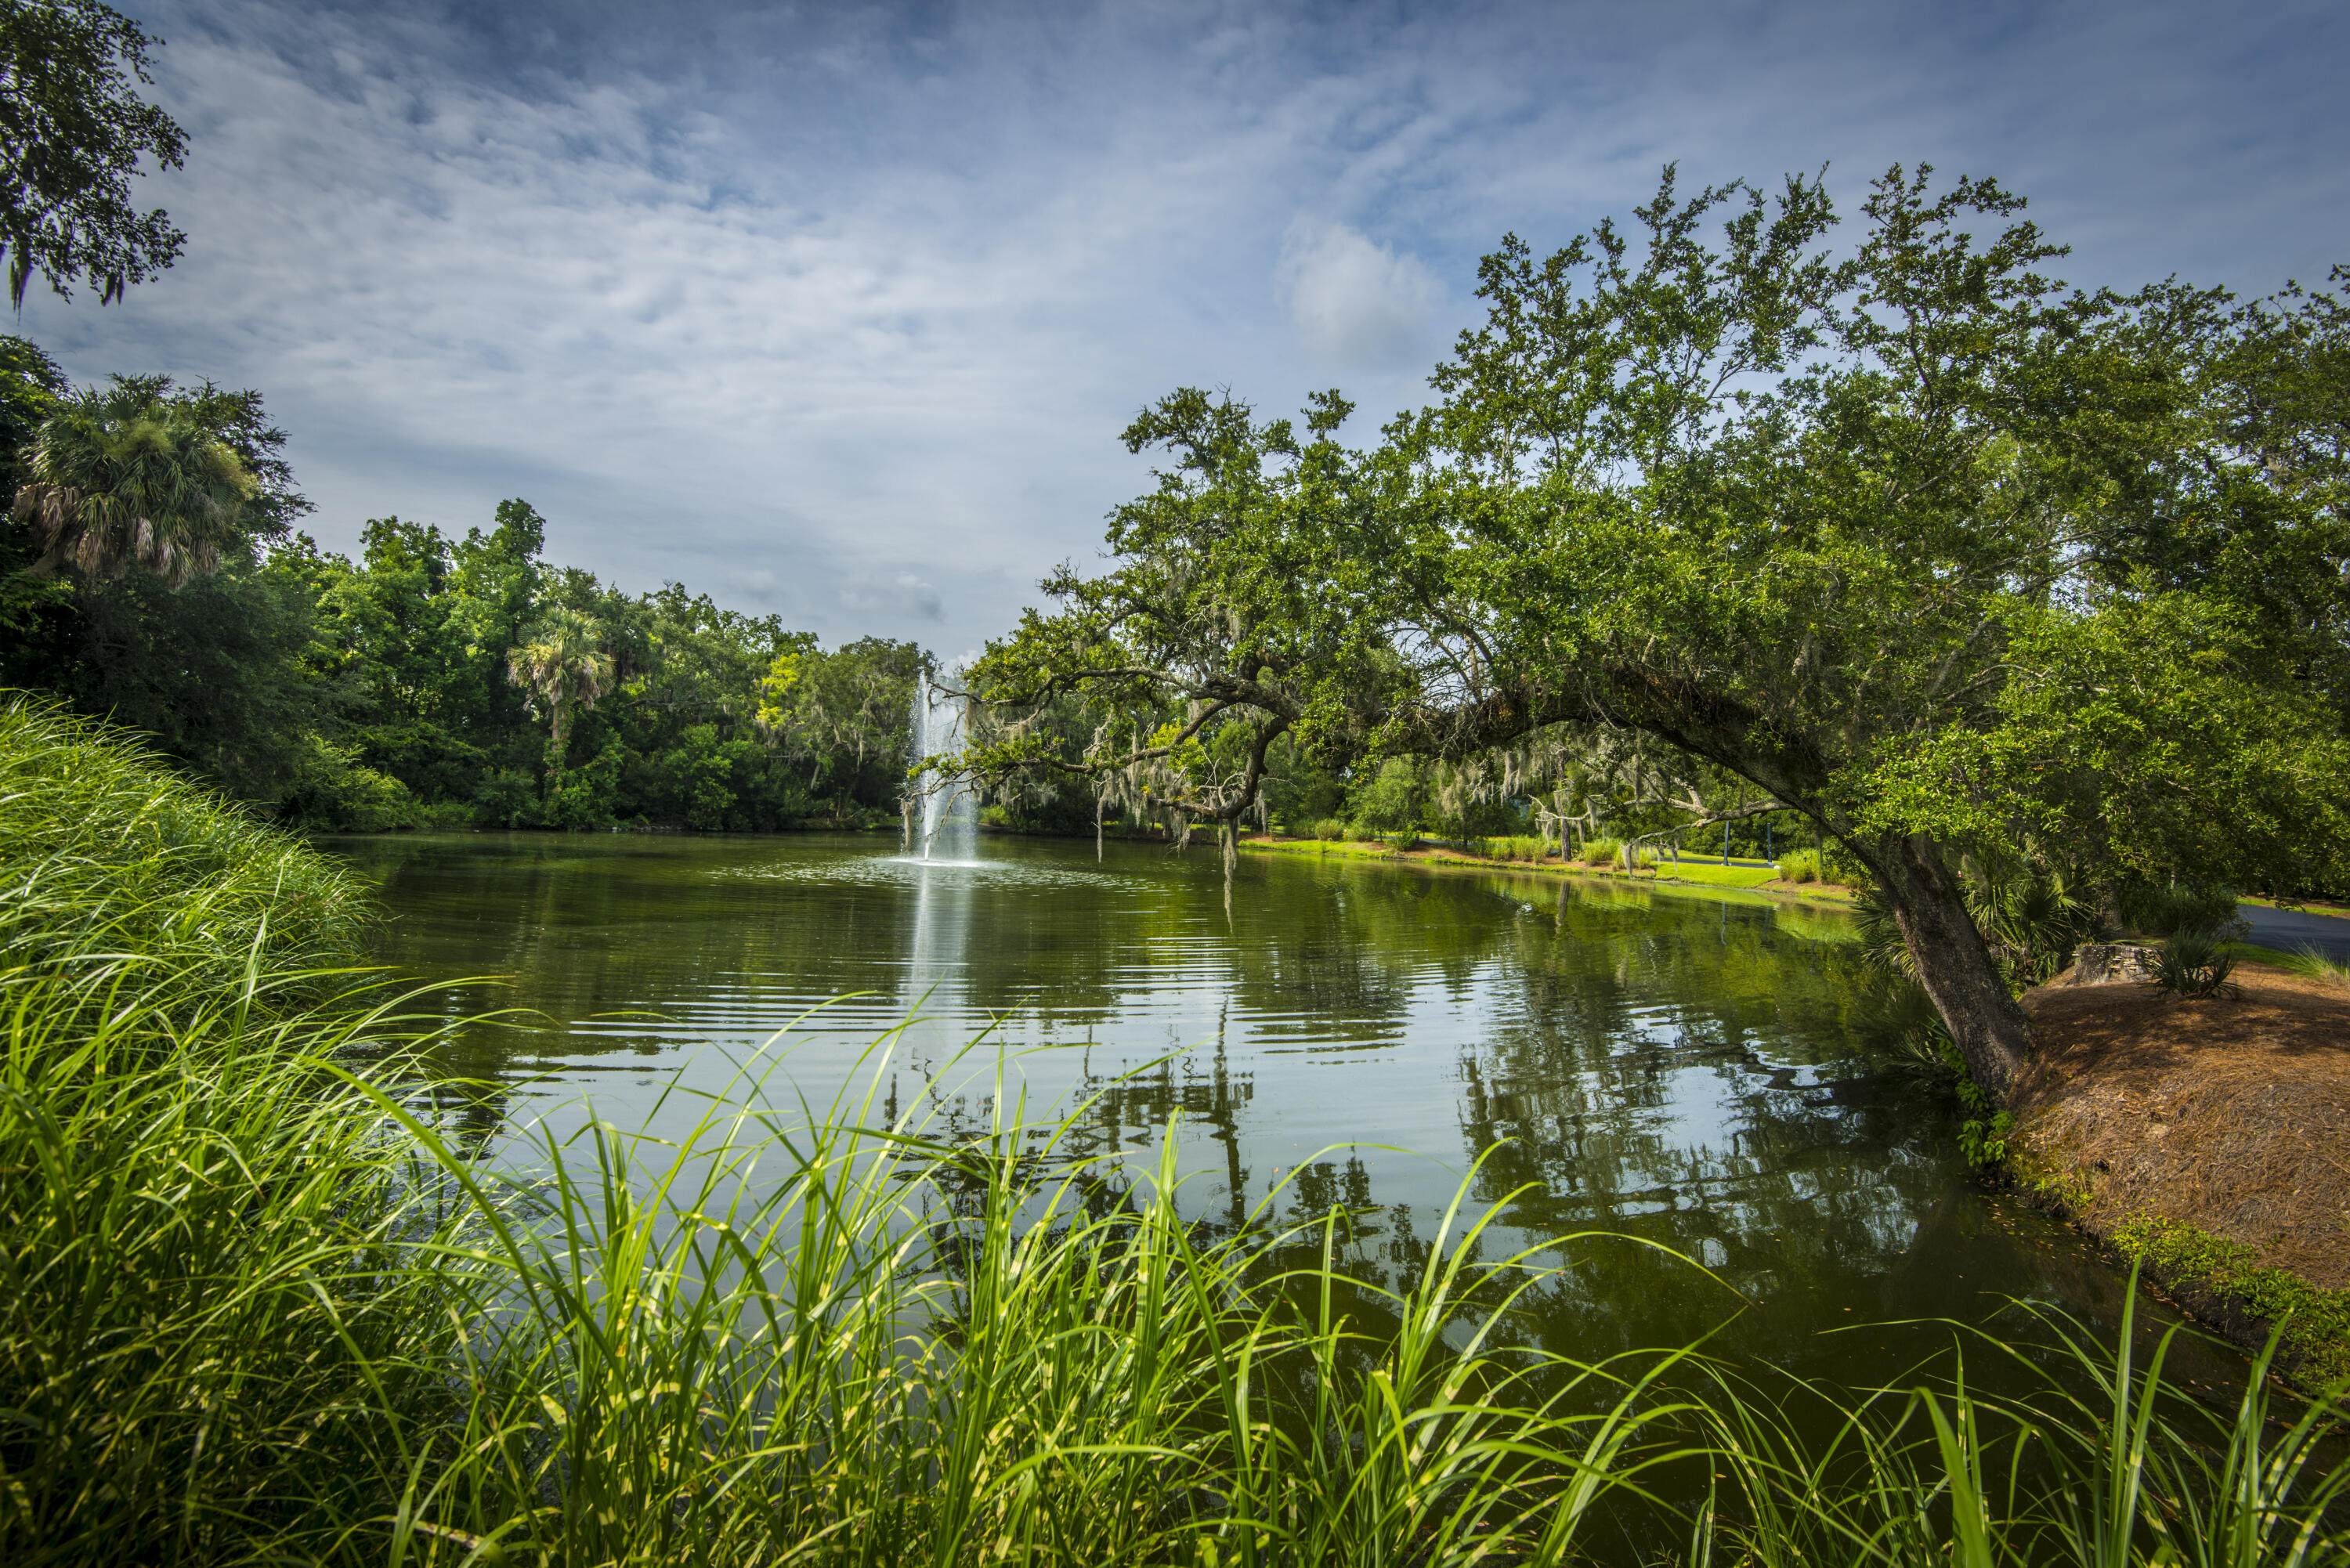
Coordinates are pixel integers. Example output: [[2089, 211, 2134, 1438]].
[[2059, 943, 2161, 987]]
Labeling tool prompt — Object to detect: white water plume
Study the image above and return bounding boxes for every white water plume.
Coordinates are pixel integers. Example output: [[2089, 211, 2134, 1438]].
[[907, 674, 978, 862]]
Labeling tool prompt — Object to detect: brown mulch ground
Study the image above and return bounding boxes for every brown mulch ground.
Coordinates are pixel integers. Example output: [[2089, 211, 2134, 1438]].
[[2012, 965, 2350, 1289]]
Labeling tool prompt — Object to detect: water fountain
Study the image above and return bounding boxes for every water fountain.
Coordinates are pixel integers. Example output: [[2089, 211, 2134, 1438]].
[[907, 674, 977, 862]]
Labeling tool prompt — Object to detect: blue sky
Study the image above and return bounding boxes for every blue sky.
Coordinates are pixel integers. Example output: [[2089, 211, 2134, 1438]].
[[18, 0, 2348, 654]]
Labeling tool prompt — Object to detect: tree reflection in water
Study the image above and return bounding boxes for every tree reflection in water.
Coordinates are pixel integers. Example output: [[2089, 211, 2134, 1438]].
[[324, 832, 2233, 1392]]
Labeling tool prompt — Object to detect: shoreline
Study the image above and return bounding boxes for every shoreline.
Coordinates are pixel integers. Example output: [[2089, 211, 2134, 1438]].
[[2006, 963, 2350, 1395], [1235, 831, 1861, 909]]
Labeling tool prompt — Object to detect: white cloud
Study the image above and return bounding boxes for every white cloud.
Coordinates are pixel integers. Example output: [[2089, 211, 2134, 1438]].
[[1275, 219, 1442, 370]]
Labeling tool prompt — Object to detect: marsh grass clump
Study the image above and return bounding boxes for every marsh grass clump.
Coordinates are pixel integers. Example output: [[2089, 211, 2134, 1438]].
[[0, 994, 482, 1563], [2281, 943, 2350, 990], [0, 698, 375, 1021]]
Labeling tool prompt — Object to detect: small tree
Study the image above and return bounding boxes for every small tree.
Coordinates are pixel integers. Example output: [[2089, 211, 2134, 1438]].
[[12, 382, 255, 585], [506, 607, 613, 771]]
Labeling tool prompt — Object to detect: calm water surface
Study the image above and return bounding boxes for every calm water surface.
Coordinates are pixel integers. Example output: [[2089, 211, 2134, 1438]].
[[324, 830, 2225, 1388]]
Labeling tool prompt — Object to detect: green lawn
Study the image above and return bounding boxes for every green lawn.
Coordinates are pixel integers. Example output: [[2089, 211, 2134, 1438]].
[[1245, 837, 1859, 901]]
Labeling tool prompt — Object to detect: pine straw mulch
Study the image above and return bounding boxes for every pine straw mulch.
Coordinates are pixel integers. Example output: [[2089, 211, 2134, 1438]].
[[2012, 964, 2350, 1292]]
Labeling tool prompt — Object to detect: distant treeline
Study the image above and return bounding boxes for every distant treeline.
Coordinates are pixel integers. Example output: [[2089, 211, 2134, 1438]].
[[0, 337, 929, 832]]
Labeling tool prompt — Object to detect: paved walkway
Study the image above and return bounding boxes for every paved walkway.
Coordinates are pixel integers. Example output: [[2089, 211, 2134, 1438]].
[[2241, 901, 2350, 960]]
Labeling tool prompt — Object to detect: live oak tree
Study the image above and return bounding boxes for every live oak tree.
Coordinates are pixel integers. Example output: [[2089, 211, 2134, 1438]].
[[964, 166, 2350, 1103]]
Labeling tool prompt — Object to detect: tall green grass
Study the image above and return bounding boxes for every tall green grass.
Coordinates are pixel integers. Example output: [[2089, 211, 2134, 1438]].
[[2280, 944, 2350, 990], [4, 695, 2348, 1565], [0, 699, 374, 1024]]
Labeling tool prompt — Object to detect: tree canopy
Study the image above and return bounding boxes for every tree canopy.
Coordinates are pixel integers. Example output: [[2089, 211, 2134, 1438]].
[[964, 165, 2350, 1100], [0, 0, 186, 305], [12, 380, 257, 584]]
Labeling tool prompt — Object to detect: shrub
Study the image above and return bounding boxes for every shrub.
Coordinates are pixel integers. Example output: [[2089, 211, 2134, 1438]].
[[2147, 929, 2241, 1000], [1311, 818, 1346, 841], [1486, 834, 1549, 862], [1581, 836, 1622, 866], [1777, 848, 1823, 884], [1380, 831, 1419, 851], [2119, 881, 2243, 939]]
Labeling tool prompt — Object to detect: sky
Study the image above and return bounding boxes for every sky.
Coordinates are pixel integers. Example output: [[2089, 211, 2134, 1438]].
[[19, 0, 2348, 656]]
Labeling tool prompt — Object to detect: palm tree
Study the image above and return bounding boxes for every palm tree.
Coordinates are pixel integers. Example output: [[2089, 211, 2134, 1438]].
[[506, 608, 615, 771], [11, 385, 255, 586]]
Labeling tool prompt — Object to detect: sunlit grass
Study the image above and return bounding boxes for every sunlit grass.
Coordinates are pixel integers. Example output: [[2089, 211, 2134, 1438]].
[[2276, 943, 2350, 990]]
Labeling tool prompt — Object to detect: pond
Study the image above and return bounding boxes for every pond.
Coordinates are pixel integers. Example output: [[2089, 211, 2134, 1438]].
[[324, 829, 2227, 1393]]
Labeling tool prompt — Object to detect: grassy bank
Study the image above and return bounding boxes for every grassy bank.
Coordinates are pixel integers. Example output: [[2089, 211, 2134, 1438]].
[[5, 702, 2348, 1565], [1241, 833, 1857, 905]]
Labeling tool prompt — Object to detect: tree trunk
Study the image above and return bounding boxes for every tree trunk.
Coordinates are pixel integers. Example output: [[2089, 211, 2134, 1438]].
[[1874, 833, 2032, 1102]]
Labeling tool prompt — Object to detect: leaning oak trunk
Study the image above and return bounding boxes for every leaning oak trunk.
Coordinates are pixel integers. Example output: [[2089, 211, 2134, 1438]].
[[1873, 832, 2032, 1103]]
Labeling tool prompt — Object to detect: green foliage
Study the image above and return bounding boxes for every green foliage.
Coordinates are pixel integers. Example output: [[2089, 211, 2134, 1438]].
[[2147, 929, 2242, 1000], [506, 602, 614, 768], [1778, 847, 1823, 883], [2118, 881, 2243, 939], [1346, 755, 1424, 834], [753, 633, 923, 807], [1954, 1085, 2016, 1169], [4, 464, 927, 829], [1582, 835, 1623, 866], [1262, 732, 1345, 826], [0, 0, 187, 305], [276, 730, 419, 830], [2109, 1216, 2350, 1388], [0, 697, 374, 1011], [11, 380, 258, 584], [10, 551, 332, 803], [1311, 816, 1345, 840]]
